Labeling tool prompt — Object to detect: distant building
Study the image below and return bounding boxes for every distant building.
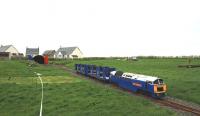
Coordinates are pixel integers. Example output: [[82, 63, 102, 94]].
[[26, 47, 39, 57], [127, 56, 138, 61], [0, 45, 23, 59], [55, 47, 83, 59], [43, 50, 56, 58]]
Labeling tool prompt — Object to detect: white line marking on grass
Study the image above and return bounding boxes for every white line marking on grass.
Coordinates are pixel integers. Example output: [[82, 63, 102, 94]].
[[34, 72, 43, 116]]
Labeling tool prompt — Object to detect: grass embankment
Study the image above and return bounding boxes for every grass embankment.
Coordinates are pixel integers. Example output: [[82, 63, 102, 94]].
[[0, 60, 175, 116], [52, 58, 200, 104]]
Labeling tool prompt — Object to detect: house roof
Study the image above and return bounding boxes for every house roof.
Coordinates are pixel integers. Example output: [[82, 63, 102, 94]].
[[0, 45, 13, 52], [43, 50, 56, 55], [26, 48, 39, 55], [56, 47, 79, 55]]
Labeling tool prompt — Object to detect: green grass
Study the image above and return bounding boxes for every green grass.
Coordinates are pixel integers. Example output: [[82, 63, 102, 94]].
[[56, 58, 200, 105], [0, 60, 176, 116]]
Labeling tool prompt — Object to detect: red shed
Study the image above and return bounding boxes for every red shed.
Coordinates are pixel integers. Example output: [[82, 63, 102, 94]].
[[44, 55, 48, 64]]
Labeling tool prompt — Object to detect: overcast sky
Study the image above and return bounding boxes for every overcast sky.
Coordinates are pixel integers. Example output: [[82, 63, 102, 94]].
[[0, 0, 200, 57]]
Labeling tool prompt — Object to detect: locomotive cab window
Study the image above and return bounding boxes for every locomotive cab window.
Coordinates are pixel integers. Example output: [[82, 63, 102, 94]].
[[154, 79, 164, 84]]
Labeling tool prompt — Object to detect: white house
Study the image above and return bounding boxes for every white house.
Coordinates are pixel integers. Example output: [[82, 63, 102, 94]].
[[55, 47, 83, 59], [0, 45, 19, 55], [0, 45, 22, 59]]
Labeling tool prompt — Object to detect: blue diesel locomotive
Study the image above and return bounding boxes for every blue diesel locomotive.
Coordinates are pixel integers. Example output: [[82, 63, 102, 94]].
[[75, 64, 167, 98]]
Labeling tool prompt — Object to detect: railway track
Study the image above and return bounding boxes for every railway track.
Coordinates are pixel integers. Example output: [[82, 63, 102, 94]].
[[155, 99, 200, 116], [52, 64, 200, 116], [119, 87, 200, 116]]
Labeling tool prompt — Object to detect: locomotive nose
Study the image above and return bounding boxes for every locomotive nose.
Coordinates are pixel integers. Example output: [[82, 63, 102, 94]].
[[154, 84, 167, 93]]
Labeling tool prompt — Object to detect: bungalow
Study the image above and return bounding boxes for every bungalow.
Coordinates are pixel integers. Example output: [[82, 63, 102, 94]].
[[0, 45, 22, 59], [55, 47, 83, 59], [43, 50, 56, 58]]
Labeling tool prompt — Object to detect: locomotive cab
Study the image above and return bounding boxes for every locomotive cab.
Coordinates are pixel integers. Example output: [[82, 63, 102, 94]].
[[152, 79, 167, 98], [153, 79, 167, 93]]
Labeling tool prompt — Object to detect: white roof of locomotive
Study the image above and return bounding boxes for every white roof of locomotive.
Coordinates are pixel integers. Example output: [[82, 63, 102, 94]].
[[110, 71, 159, 82], [123, 72, 159, 82]]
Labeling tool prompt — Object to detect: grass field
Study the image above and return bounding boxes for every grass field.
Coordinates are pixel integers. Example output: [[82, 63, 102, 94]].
[[52, 58, 200, 105], [0, 60, 176, 116]]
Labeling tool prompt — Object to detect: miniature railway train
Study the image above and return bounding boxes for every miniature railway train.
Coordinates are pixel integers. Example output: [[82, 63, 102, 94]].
[[75, 64, 167, 98]]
